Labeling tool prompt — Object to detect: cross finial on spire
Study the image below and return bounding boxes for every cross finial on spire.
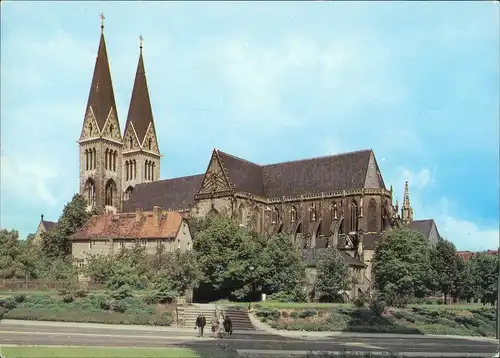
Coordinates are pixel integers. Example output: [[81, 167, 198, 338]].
[[139, 34, 144, 53], [100, 12, 105, 33]]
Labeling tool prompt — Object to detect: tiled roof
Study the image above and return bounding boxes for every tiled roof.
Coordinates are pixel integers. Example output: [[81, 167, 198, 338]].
[[457, 251, 474, 262], [42, 221, 57, 232], [123, 174, 204, 212], [85, 32, 118, 132], [124, 50, 155, 144], [71, 210, 183, 240], [410, 219, 436, 239], [217, 151, 265, 196], [302, 248, 366, 268]]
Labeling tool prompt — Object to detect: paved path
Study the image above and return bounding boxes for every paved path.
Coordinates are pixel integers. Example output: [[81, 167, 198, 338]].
[[0, 320, 497, 357]]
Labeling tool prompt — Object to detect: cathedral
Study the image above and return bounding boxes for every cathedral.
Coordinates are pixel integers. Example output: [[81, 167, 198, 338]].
[[77, 21, 439, 299]]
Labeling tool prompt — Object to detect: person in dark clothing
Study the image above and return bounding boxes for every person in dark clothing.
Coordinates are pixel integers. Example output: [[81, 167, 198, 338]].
[[195, 312, 206, 337], [223, 315, 233, 336]]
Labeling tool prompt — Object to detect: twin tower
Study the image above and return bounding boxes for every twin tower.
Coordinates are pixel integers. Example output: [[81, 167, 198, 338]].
[[78, 19, 160, 213]]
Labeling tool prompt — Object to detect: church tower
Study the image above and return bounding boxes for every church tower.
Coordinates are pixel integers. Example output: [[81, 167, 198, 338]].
[[401, 181, 414, 224], [122, 35, 161, 201], [78, 14, 123, 213]]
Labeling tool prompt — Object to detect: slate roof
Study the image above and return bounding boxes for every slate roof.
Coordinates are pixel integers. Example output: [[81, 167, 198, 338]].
[[124, 149, 377, 212], [42, 221, 57, 232], [71, 210, 183, 240], [123, 174, 204, 212], [84, 31, 118, 132], [410, 219, 439, 239], [124, 49, 155, 145], [302, 248, 366, 268]]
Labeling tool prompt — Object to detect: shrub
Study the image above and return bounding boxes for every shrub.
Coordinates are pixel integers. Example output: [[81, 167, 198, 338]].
[[62, 294, 74, 303], [353, 297, 365, 308], [369, 297, 386, 317], [298, 309, 318, 319], [110, 285, 133, 300], [255, 308, 280, 321], [14, 293, 27, 303], [109, 300, 126, 313], [2, 297, 17, 311], [75, 289, 89, 298], [268, 291, 295, 303], [152, 312, 173, 326]]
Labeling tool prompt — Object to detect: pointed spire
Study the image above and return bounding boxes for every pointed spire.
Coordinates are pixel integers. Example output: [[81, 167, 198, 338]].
[[401, 181, 413, 224], [124, 35, 156, 145], [84, 13, 118, 132], [403, 181, 410, 208]]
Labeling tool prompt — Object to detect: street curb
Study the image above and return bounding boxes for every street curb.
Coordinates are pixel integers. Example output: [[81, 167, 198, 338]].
[[247, 312, 498, 343]]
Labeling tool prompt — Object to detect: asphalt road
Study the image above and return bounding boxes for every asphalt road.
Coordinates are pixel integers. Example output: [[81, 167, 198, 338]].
[[0, 322, 497, 357]]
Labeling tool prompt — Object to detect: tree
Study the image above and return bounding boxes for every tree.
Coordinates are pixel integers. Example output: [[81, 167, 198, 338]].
[[315, 247, 351, 302], [429, 237, 461, 304], [0, 230, 26, 279], [372, 226, 432, 306], [193, 215, 262, 301], [451, 256, 476, 302], [42, 194, 91, 257], [470, 253, 498, 305], [258, 233, 306, 296]]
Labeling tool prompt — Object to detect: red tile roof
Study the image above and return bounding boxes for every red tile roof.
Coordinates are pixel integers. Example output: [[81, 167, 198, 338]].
[[71, 209, 183, 240]]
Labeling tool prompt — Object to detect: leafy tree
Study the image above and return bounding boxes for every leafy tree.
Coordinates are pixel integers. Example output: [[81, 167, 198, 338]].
[[85, 253, 115, 284], [315, 247, 351, 302], [372, 226, 432, 306], [470, 253, 498, 305], [429, 237, 461, 304], [0, 230, 26, 279], [451, 256, 476, 302], [258, 233, 306, 296], [194, 215, 262, 300], [42, 194, 91, 257]]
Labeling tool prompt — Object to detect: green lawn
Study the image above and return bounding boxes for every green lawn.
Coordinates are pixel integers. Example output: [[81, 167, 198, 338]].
[[0, 347, 198, 358]]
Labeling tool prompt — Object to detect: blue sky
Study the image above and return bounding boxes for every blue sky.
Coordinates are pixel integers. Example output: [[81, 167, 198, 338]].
[[1, 1, 498, 251]]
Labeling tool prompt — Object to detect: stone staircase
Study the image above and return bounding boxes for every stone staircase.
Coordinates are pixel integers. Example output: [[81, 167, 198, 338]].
[[218, 305, 257, 331], [182, 303, 217, 328]]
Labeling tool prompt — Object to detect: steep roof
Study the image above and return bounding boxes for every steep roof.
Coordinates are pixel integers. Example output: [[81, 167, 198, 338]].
[[84, 31, 118, 132], [410, 219, 438, 239], [123, 174, 204, 212], [124, 47, 156, 145], [42, 221, 57, 232], [71, 210, 183, 240], [215, 149, 374, 197], [124, 149, 382, 212]]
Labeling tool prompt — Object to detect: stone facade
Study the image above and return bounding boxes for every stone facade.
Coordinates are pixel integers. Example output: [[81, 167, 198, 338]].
[[33, 215, 56, 245]]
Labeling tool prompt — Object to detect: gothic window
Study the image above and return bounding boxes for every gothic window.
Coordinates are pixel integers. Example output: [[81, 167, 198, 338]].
[[254, 207, 262, 233], [271, 207, 279, 224], [290, 206, 297, 223], [152, 162, 155, 180], [133, 160, 137, 179], [105, 149, 109, 170], [85, 178, 95, 206], [124, 186, 134, 201], [85, 149, 89, 171], [310, 204, 317, 222], [109, 124, 114, 137], [367, 199, 377, 233], [148, 138, 152, 150], [125, 161, 129, 181], [113, 151, 117, 172], [93, 148, 96, 169], [238, 204, 245, 225], [350, 200, 358, 233], [105, 179, 116, 206], [129, 138, 133, 149], [144, 160, 148, 180]]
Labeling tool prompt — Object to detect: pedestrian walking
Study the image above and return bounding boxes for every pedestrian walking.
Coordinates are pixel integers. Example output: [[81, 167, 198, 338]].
[[211, 314, 218, 337], [224, 314, 233, 336], [217, 314, 225, 338], [195, 312, 206, 338]]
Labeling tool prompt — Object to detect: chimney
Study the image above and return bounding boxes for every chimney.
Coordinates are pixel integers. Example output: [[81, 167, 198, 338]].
[[135, 208, 142, 223], [153, 206, 162, 227]]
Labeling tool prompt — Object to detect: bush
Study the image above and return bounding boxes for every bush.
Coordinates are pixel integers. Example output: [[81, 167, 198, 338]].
[[75, 289, 89, 298], [255, 308, 280, 321], [2, 297, 17, 311], [0, 307, 5, 319], [62, 294, 74, 303], [298, 309, 318, 319], [110, 285, 133, 300], [109, 300, 126, 313], [353, 296, 365, 308], [14, 293, 27, 303], [369, 297, 386, 317], [151, 312, 173, 326]]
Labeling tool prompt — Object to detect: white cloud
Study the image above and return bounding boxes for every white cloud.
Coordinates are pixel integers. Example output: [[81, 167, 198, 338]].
[[389, 167, 499, 251], [1, 154, 61, 206]]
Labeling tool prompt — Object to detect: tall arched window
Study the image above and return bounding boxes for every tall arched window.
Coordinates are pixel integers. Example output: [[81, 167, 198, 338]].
[[88, 150, 92, 170], [254, 207, 262, 233], [124, 186, 134, 201], [92, 148, 96, 169], [105, 179, 116, 206], [105, 149, 109, 170], [129, 138, 133, 149], [350, 200, 358, 232], [125, 161, 129, 181], [144, 160, 148, 180], [151, 162, 155, 180], [290, 206, 297, 223], [367, 199, 377, 233], [113, 151, 117, 172], [133, 160, 137, 179], [89, 123, 93, 135], [109, 124, 114, 136], [271, 208, 279, 224], [85, 179, 95, 206], [238, 204, 245, 225], [85, 149, 89, 171], [148, 138, 152, 150]]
